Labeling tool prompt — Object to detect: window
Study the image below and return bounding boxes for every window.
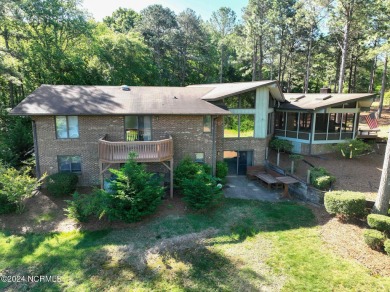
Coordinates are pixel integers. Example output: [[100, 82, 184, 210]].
[[224, 114, 254, 138], [58, 155, 81, 173], [224, 91, 256, 109], [203, 115, 211, 132], [195, 153, 205, 163], [267, 112, 274, 135], [56, 116, 79, 139], [125, 116, 151, 141]]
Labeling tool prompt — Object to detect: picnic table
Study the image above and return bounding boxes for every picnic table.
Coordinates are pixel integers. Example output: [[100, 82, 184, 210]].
[[276, 176, 299, 198]]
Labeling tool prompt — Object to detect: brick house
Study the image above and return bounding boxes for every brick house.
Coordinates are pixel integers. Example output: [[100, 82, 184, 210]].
[[10, 81, 374, 197]]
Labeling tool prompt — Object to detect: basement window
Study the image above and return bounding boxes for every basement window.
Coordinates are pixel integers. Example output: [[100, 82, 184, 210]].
[[58, 155, 82, 173]]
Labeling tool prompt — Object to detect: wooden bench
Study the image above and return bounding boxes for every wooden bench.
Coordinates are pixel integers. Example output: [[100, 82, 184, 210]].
[[255, 173, 282, 189], [358, 128, 380, 139]]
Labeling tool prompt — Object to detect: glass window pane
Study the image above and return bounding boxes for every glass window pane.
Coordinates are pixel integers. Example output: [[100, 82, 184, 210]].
[[203, 115, 211, 132], [224, 96, 239, 108], [71, 156, 81, 173], [58, 156, 71, 172], [240, 91, 256, 108], [125, 116, 138, 130], [195, 153, 204, 163], [56, 116, 68, 138], [142, 116, 152, 141], [239, 115, 254, 137], [224, 115, 239, 138], [68, 116, 79, 138]]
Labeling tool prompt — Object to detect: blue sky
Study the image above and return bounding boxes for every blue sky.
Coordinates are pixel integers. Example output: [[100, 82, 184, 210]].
[[81, 0, 247, 21]]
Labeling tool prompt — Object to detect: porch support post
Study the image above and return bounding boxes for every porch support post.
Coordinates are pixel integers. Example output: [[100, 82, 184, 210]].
[[170, 159, 174, 198], [99, 161, 103, 189]]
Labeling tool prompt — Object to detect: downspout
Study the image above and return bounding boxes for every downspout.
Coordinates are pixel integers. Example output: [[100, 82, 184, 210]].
[[212, 116, 218, 176], [32, 120, 41, 179]]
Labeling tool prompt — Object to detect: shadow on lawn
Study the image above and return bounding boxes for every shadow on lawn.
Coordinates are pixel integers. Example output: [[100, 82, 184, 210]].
[[0, 198, 318, 290]]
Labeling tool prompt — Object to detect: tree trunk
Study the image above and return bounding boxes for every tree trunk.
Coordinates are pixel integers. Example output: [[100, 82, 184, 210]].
[[278, 30, 284, 83], [368, 56, 377, 93], [348, 54, 353, 93], [252, 39, 257, 81], [258, 36, 263, 81], [219, 45, 224, 83], [378, 55, 388, 118], [304, 32, 313, 94], [373, 129, 390, 214], [9, 82, 14, 108], [352, 56, 358, 93], [338, 20, 351, 93]]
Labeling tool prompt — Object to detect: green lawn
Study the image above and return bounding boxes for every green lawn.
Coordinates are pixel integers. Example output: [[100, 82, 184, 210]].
[[0, 199, 389, 291]]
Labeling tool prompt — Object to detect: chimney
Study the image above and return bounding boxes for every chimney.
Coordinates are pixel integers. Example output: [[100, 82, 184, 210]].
[[320, 87, 331, 94]]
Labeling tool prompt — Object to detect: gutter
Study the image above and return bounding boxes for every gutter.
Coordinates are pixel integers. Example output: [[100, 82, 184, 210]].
[[32, 120, 41, 179], [212, 116, 218, 176]]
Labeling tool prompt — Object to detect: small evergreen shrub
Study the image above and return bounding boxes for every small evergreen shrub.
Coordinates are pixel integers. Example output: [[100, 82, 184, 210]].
[[216, 161, 228, 182], [310, 167, 336, 190], [181, 172, 223, 210], [324, 191, 366, 220], [269, 138, 293, 153], [335, 139, 372, 159], [106, 153, 164, 222], [64, 190, 106, 222], [174, 156, 209, 190], [367, 214, 390, 234], [384, 239, 390, 256], [46, 172, 78, 197], [363, 229, 385, 250], [0, 194, 17, 214]]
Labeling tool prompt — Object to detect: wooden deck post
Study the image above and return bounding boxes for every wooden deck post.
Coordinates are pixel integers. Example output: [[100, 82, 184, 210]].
[[170, 158, 174, 199]]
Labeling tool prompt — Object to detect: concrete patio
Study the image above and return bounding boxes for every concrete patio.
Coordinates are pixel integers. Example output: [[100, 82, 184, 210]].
[[224, 176, 284, 202]]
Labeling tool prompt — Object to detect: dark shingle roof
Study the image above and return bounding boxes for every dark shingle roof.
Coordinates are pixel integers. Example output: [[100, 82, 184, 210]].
[[279, 93, 376, 111], [10, 85, 232, 116]]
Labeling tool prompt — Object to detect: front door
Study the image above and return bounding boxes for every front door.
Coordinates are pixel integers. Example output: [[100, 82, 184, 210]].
[[224, 150, 253, 175]]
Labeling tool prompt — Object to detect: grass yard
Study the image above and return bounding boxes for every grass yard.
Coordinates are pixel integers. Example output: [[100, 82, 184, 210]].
[[1, 199, 389, 291]]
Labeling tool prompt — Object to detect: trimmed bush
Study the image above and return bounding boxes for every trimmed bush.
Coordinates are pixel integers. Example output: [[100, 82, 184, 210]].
[[367, 214, 390, 234], [363, 229, 385, 251], [324, 191, 366, 220], [335, 139, 372, 159], [182, 172, 223, 210], [216, 161, 228, 183], [384, 239, 390, 256], [174, 156, 210, 190], [46, 172, 78, 197], [310, 167, 336, 190]]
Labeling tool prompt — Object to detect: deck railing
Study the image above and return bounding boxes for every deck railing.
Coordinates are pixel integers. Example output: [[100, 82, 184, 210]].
[[98, 135, 173, 163]]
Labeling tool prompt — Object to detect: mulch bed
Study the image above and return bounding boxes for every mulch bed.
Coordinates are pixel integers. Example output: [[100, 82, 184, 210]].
[[307, 204, 390, 277]]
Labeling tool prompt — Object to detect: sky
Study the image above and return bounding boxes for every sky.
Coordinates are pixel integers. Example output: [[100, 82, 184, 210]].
[[81, 0, 247, 22]]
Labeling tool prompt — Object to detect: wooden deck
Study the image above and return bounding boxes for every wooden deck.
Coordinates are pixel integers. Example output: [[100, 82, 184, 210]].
[[98, 135, 173, 163]]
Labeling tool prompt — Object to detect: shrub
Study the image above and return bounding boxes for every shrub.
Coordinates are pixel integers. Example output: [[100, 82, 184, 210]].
[[336, 139, 372, 159], [182, 172, 223, 210], [324, 191, 366, 220], [216, 161, 228, 182], [174, 156, 209, 190], [367, 214, 390, 234], [384, 239, 390, 256], [46, 172, 79, 197], [0, 163, 44, 213], [363, 229, 385, 251], [106, 153, 164, 222], [310, 167, 336, 190], [64, 190, 106, 222], [269, 138, 293, 153]]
